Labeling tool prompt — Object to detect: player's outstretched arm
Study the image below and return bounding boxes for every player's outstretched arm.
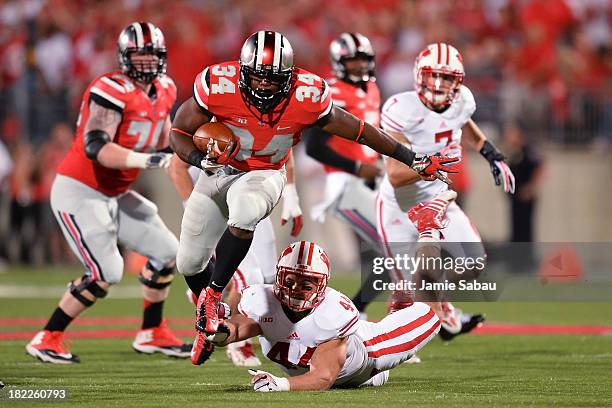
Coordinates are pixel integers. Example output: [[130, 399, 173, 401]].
[[385, 130, 422, 188], [318, 106, 458, 184], [85, 101, 172, 170], [169, 97, 212, 169], [209, 314, 263, 347], [288, 338, 348, 391]]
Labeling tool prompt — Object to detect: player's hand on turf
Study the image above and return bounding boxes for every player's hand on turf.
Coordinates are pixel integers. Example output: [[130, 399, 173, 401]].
[[280, 183, 303, 236], [479, 141, 515, 194], [411, 154, 460, 184], [248, 369, 290, 392], [145, 152, 172, 169]]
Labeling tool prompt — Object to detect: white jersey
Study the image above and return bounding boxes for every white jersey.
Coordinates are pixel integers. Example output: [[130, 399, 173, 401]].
[[379, 85, 476, 209], [239, 285, 376, 387]]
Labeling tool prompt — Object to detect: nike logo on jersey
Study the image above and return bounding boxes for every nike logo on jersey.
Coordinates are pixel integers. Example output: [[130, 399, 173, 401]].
[[287, 332, 300, 340], [277, 126, 291, 131]]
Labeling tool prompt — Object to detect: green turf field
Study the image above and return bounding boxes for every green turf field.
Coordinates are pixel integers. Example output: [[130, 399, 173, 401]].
[[1, 267, 611, 407]]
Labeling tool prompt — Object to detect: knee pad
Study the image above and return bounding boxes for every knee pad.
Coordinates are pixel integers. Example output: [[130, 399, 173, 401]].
[[138, 261, 175, 289], [69, 275, 109, 307], [177, 245, 214, 276]]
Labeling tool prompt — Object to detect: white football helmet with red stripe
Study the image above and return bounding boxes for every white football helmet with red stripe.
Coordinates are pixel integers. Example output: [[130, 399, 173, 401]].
[[414, 43, 464, 112], [239, 30, 294, 114], [274, 241, 330, 312], [117, 22, 167, 83]]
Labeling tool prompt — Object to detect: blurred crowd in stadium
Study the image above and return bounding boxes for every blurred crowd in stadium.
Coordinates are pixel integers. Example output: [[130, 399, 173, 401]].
[[0, 0, 610, 266]]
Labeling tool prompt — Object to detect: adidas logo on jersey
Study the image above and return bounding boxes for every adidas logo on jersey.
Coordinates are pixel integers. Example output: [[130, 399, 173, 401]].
[[287, 332, 300, 340], [439, 121, 447, 128], [391, 218, 403, 226]]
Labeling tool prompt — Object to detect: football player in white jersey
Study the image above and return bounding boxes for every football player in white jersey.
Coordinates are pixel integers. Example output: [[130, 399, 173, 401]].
[[204, 241, 440, 392], [168, 152, 302, 366], [377, 43, 514, 339]]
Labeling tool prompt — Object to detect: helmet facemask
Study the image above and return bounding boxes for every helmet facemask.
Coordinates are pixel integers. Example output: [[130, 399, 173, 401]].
[[274, 267, 328, 312], [416, 68, 463, 112], [238, 65, 293, 115], [120, 47, 167, 84]]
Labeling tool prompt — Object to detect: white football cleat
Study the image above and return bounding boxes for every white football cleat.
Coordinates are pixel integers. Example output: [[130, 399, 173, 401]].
[[226, 339, 261, 367], [440, 302, 462, 334]]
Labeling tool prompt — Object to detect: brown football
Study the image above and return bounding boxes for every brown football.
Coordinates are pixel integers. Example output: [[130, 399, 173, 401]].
[[192, 122, 236, 159]]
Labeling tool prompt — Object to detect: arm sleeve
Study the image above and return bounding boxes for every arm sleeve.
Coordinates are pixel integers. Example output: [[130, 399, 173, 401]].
[[304, 127, 358, 174]]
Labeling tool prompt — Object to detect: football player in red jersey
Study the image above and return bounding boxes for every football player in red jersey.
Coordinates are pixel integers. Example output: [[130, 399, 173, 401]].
[[169, 30, 457, 365], [26, 22, 191, 364], [305, 32, 384, 319]]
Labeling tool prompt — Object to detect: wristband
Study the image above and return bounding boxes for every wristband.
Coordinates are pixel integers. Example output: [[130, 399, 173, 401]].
[[389, 143, 416, 166], [171, 127, 193, 138], [479, 140, 502, 162], [125, 151, 150, 169]]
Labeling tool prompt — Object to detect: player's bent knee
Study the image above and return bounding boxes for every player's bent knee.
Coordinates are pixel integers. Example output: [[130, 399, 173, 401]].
[[228, 194, 268, 231], [139, 261, 175, 289], [69, 275, 109, 307], [176, 249, 212, 277]]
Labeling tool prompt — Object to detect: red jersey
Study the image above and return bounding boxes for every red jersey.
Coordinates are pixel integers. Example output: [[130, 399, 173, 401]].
[[58, 71, 176, 196], [193, 61, 332, 171], [324, 78, 380, 174]]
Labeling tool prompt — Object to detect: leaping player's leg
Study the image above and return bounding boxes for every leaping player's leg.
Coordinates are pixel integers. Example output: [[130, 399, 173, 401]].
[[200, 168, 285, 334], [26, 176, 121, 364], [116, 191, 191, 357]]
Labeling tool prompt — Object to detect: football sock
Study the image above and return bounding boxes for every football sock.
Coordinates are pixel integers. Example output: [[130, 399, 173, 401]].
[[418, 229, 441, 241], [142, 300, 164, 329], [184, 260, 214, 298], [208, 228, 253, 293], [44, 307, 74, 332]]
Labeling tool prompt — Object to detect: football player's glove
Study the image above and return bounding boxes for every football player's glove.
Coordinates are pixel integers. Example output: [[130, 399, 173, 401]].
[[480, 140, 515, 194], [280, 183, 303, 236], [411, 154, 460, 184], [248, 369, 290, 392]]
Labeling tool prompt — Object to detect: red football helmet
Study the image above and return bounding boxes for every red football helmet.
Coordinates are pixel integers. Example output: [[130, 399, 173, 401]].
[[274, 241, 331, 312], [117, 22, 167, 83], [414, 43, 464, 112]]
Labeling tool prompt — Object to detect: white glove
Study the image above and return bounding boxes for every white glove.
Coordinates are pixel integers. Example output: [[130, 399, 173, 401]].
[[493, 160, 516, 194], [281, 183, 303, 236], [248, 369, 290, 392], [126, 152, 172, 169]]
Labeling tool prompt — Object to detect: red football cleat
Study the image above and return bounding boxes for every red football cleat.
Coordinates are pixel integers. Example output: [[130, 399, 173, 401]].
[[190, 331, 215, 365], [195, 287, 223, 334], [26, 330, 80, 364], [133, 319, 191, 358]]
